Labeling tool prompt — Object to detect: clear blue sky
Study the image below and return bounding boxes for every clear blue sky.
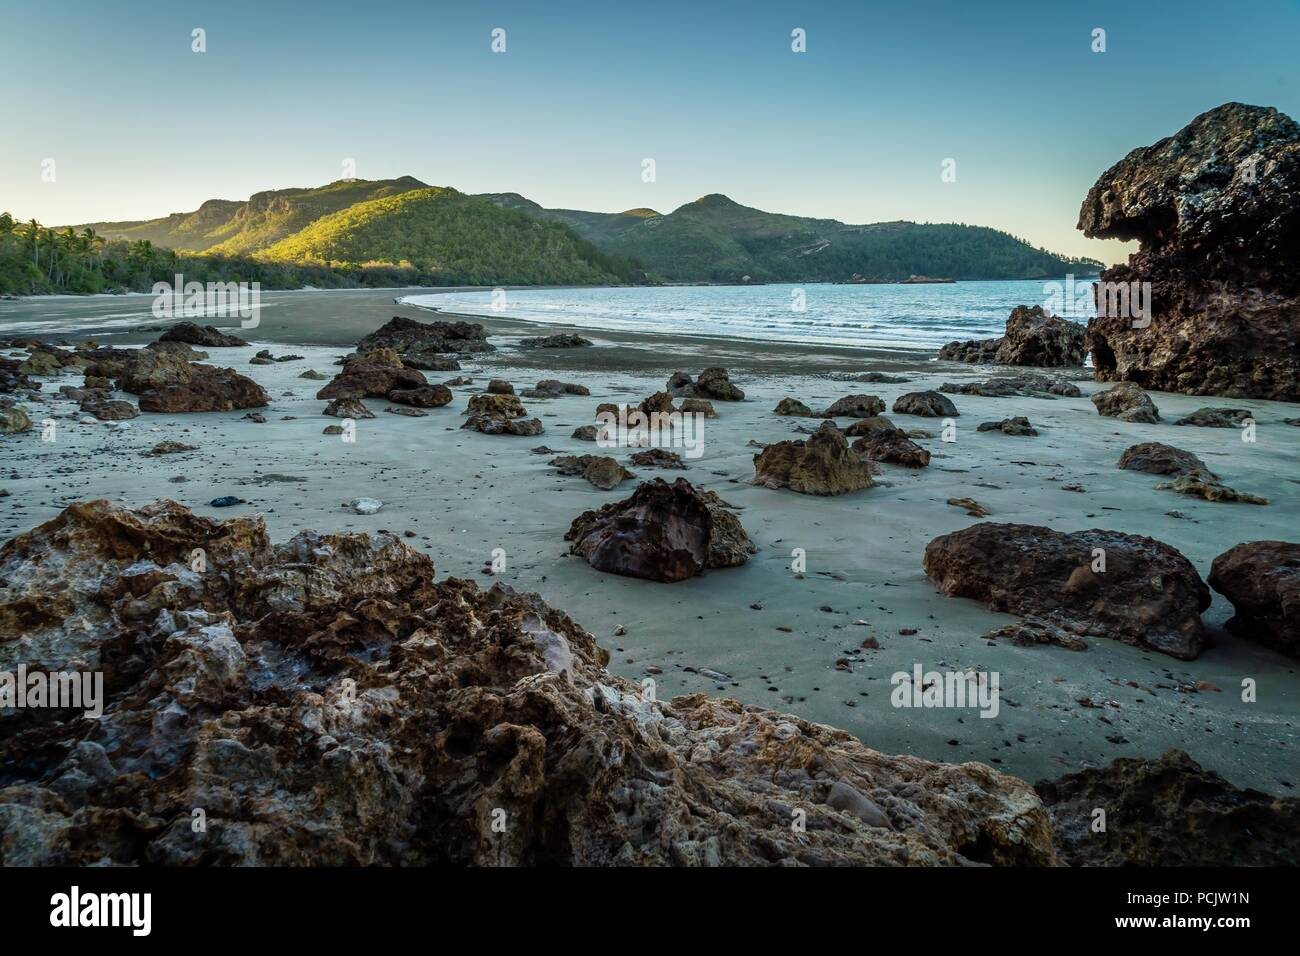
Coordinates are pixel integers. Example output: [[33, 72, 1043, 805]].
[[2, 0, 1297, 262]]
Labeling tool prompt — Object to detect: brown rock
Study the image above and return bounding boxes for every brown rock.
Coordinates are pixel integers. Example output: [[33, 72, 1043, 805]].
[[389, 384, 453, 408], [138, 368, 270, 413], [157, 322, 248, 347], [323, 397, 374, 419], [1091, 381, 1160, 423], [679, 398, 717, 419], [548, 455, 634, 490], [893, 391, 958, 417], [753, 421, 875, 495], [774, 397, 813, 416], [80, 399, 139, 421], [852, 426, 931, 467], [822, 394, 885, 418], [316, 349, 427, 401], [466, 393, 526, 419], [1208, 540, 1300, 658], [356, 316, 494, 356], [923, 523, 1211, 659], [1117, 442, 1214, 478]]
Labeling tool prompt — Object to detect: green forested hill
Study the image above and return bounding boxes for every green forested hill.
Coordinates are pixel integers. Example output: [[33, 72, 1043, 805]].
[[258, 187, 643, 285], [480, 192, 1101, 281], [75, 177, 430, 254]]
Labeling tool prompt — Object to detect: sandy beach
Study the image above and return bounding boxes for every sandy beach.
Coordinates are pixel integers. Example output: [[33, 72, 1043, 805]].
[[2, 287, 1296, 798]]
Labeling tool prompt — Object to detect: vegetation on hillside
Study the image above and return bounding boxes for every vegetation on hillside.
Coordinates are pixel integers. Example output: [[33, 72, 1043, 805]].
[[258, 187, 644, 285]]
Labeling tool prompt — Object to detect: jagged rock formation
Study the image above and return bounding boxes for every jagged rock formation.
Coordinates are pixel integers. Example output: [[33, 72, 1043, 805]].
[[566, 478, 756, 582], [356, 316, 494, 362], [1175, 407, 1252, 428], [752, 421, 875, 495], [518, 334, 592, 349], [1037, 750, 1300, 866], [156, 322, 248, 348], [316, 349, 428, 401], [521, 380, 590, 399], [922, 523, 1211, 659], [849, 419, 931, 467], [939, 306, 1086, 367], [1091, 382, 1159, 423], [822, 394, 886, 418], [138, 368, 269, 413], [666, 368, 744, 401], [1118, 442, 1214, 479], [1208, 540, 1300, 659], [940, 374, 1081, 399], [1078, 103, 1300, 400], [0, 499, 1061, 865]]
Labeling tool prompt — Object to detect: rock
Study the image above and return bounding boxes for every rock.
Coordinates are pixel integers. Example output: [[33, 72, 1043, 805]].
[[316, 349, 427, 401], [209, 496, 243, 507], [157, 322, 248, 347], [138, 368, 270, 413], [388, 384, 453, 408], [977, 417, 1038, 436], [1091, 381, 1160, 423], [941, 374, 1081, 398], [323, 397, 374, 419], [946, 497, 989, 517], [242, 412, 266, 423], [851, 426, 931, 467], [893, 391, 958, 417], [1153, 474, 1268, 505], [939, 305, 1086, 367], [384, 406, 427, 417], [487, 379, 515, 395], [398, 351, 462, 371], [665, 371, 693, 394], [1208, 540, 1300, 658], [356, 316, 494, 356], [825, 781, 893, 829], [1117, 442, 1214, 478], [572, 425, 601, 442], [1175, 406, 1253, 428], [144, 341, 208, 360], [639, 391, 676, 415], [298, 369, 330, 380], [17, 351, 64, 376], [753, 421, 875, 495], [144, 440, 198, 456], [322, 425, 344, 435], [629, 449, 687, 469], [679, 398, 717, 419], [982, 620, 1088, 651], [1079, 103, 1300, 400], [3, 499, 1059, 865], [83, 375, 111, 389], [822, 394, 885, 418], [0, 358, 37, 394], [518, 333, 592, 349], [467, 393, 526, 419], [693, 367, 744, 401], [463, 414, 544, 436], [86, 349, 195, 394], [842, 416, 897, 437], [80, 399, 139, 421], [566, 478, 756, 581], [548, 455, 634, 490], [1037, 750, 1300, 865], [774, 398, 813, 416], [0, 404, 33, 435], [923, 523, 1211, 658], [522, 379, 590, 398], [350, 497, 383, 515]]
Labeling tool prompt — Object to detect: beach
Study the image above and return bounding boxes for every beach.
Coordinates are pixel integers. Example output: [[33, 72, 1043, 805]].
[[1, 286, 1297, 797]]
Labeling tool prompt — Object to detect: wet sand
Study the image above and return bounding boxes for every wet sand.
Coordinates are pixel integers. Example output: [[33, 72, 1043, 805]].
[[2, 288, 1297, 795]]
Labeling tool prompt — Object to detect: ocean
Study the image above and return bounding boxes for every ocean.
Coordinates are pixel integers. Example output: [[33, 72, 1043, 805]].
[[402, 278, 1099, 352]]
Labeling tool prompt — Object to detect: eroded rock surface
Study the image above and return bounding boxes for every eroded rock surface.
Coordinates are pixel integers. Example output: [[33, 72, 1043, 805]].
[[356, 316, 494, 359], [923, 523, 1211, 659], [753, 421, 875, 495], [1091, 382, 1160, 423], [1208, 540, 1300, 659], [156, 322, 248, 348], [939, 306, 1086, 367]]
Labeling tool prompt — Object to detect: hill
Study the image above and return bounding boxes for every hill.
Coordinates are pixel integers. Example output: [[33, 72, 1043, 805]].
[[75, 177, 430, 254], [257, 187, 643, 285], [479, 192, 1101, 282]]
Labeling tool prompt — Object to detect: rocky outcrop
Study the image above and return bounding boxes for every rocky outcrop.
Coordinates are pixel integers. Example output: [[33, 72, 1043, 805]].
[[548, 455, 634, 490], [521, 380, 590, 399], [1078, 103, 1300, 400], [1037, 750, 1300, 866], [822, 394, 885, 418], [940, 374, 1081, 399], [388, 385, 453, 408], [566, 478, 756, 582], [316, 349, 428, 401], [0, 401, 33, 435], [1117, 442, 1214, 479], [462, 393, 541, 435], [518, 333, 592, 349], [976, 417, 1037, 436], [922, 523, 1211, 659], [774, 398, 813, 416], [1091, 382, 1160, 423], [753, 421, 875, 495], [80, 399, 139, 421], [893, 391, 958, 418], [849, 420, 931, 467], [0, 499, 1058, 865], [156, 322, 248, 348], [138, 367, 270, 413], [356, 316, 494, 359], [1208, 540, 1300, 659], [667, 368, 744, 401], [1175, 407, 1252, 428], [939, 306, 1086, 367], [628, 449, 687, 469], [679, 398, 717, 419]]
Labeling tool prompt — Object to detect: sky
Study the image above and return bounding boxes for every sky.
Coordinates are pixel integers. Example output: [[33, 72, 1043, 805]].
[[2, 0, 1297, 264]]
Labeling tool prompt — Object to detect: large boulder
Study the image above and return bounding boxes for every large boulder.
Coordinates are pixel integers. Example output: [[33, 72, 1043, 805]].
[[316, 349, 427, 401], [156, 322, 248, 348], [850, 421, 931, 467], [1091, 381, 1160, 423], [939, 306, 1086, 367], [565, 478, 755, 581], [753, 421, 875, 495], [388, 384, 453, 408], [1078, 103, 1300, 399], [822, 394, 885, 418], [356, 316, 494, 357], [137, 367, 270, 413], [1037, 750, 1300, 866], [0, 498, 1059, 865], [1117, 442, 1214, 479], [893, 391, 958, 418], [1208, 540, 1300, 659], [922, 523, 1211, 659]]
